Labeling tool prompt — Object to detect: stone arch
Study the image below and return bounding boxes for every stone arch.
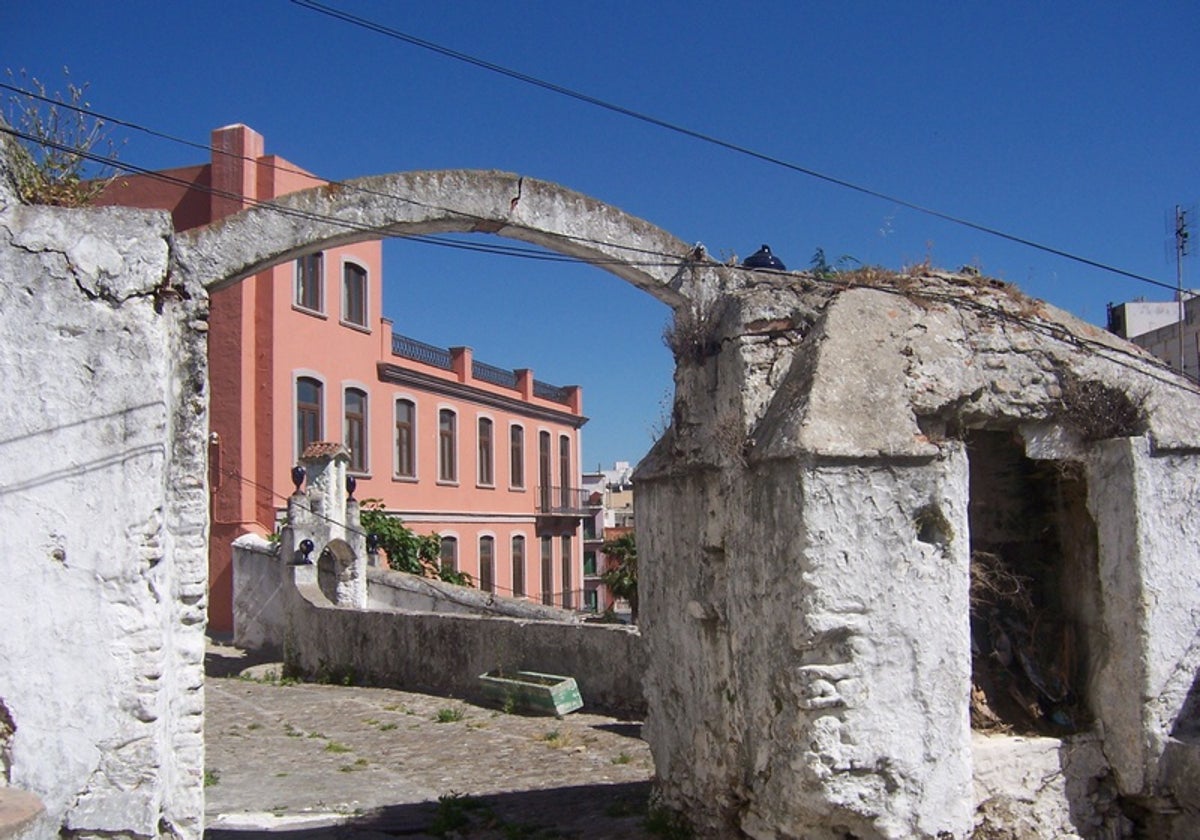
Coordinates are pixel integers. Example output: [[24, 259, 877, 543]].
[[172, 170, 704, 308], [316, 538, 357, 606]]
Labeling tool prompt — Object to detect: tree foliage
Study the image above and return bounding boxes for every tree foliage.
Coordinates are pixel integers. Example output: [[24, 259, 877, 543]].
[[359, 500, 472, 586], [600, 531, 638, 623], [4, 67, 122, 207]]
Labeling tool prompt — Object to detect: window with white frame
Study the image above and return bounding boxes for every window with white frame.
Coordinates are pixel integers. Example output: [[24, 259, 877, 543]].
[[438, 409, 457, 482], [296, 253, 323, 312], [479, 535, 495, 594], [395, 399, 416, 478], [560, 534, 573, 608], [558, 435, 571, 508], [342, 262, 367, 327], [511, 535, 526, 597], [344, 388, 368, 473], [296, 376, 323, 454], [540, 536, 553, 606], [478, 417, 494, 487], [440, 536, 458, 573], [509, 425, 524, 489]]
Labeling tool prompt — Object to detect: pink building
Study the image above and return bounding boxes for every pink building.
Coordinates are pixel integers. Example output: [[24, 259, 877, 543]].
[[100, 124, 587, 632]]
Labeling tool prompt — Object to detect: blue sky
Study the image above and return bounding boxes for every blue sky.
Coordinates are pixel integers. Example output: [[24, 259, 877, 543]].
[[5, 1, 1198, 469]]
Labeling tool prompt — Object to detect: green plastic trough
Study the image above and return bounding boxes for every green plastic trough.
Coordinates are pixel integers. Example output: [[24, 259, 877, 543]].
[[478, 670, 583, 716]]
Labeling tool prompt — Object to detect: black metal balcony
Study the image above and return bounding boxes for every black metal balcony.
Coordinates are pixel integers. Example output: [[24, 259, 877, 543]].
[[536, 486, 592, 517]]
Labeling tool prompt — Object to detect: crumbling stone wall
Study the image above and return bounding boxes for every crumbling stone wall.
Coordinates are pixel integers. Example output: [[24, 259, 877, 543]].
[[0, 133, 209, 838], [639, 272, 1200, 838]]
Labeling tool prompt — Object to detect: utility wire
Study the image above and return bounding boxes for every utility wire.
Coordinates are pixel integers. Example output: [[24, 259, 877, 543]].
[[289, 0, 1177, 294], [5, 122, 1195, 386], [0, 122, 690, 269], [0, 79, 681, 264]]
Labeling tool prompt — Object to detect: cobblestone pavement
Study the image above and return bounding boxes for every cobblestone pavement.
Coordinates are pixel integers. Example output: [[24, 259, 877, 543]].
[[205, 640, 659, 839]]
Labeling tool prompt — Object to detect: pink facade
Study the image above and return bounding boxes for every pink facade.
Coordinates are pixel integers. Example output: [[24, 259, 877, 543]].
[[100, 124, 587, 631]]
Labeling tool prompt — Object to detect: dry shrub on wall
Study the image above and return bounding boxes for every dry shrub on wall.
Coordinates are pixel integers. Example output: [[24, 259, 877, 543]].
[[663, 304, 721, 365], [1057, 373, 1145, 442], [4, 67, 122, 206]]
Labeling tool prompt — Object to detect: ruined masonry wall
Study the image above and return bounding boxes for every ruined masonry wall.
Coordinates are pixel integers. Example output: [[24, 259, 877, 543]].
[[0, 187, 209, 838], [640, 454, 972, 839], [1089, 437, 1200, 796]]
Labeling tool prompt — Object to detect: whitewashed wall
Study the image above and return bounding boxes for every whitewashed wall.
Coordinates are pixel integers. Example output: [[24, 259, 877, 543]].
[[0, 136, 208, 839]]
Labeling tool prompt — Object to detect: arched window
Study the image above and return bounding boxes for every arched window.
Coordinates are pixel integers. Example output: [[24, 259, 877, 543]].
[[440, 536, 458, 573], [509, 425, 525, 489], [295, 252, 323, 312], [559, 435, 572, 508], [478, 418, 494, 486], [395, 399, 416, 478], [538, 431, 551, 511], [342, 262, 367, 327], [439, 409, 457, 482], [344, 388, 368, 473], [479, 536, 495, 594], [561, 534, 573, 608], [540, 536, 553, 606], [296, 377, 323, 454], [511, 535, 526, 597]]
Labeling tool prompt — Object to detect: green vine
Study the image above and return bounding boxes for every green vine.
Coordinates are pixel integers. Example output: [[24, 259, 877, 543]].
[[359, 499, 473, 587]]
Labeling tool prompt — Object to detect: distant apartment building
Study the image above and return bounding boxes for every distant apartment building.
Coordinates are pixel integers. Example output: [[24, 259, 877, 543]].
[[580, 461, 636, 614], [99, 124, 588, 631], [1107, 292, 1200, 380]]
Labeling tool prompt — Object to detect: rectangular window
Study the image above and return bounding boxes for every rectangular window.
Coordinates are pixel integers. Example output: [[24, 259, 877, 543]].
[[540, 536, 553, 606], [539, 431, 551, 511], [479, 536, 495, 594], [477, 418, 494, 486], [509, 425, 525, 489], [439, 409, 457, 482], [561, 535, 573, 609], [344, 388, 367, 473], [297, 377, 323, 454], [559, 436, 571, 508], [395, 399, 415, 478], [511, 535, 526, 597], [296, 253, 323, 312], [584, 588, 599, 613], [583, 550, 597, 576], [440, 536, 458, 573], [342, 262, 367, 327]]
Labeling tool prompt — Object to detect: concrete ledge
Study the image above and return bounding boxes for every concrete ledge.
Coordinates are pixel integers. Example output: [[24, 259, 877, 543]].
[[0, 789, 45, 840]]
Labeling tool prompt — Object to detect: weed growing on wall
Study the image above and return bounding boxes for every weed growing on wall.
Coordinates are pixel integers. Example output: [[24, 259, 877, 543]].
[[4, 67, 122, 206], [1057, 374, 1145, 442]]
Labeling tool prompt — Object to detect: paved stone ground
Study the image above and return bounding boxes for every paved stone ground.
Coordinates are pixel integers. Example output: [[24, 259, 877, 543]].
[[205, 639, 660, 839]]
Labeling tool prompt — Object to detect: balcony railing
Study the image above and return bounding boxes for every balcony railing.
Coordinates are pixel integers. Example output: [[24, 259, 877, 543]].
[[472, 359, 518, 388], [391, 334, 453, 370], [536, 486, 592, 516], [391, 331, 575, 407]]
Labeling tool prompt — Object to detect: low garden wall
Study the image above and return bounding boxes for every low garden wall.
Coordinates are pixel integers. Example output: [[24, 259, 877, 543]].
[[233, 536, 646, 717]]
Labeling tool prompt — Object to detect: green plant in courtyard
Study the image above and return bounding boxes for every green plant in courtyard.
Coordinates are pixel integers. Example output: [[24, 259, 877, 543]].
[[435, 706, 465, 723]]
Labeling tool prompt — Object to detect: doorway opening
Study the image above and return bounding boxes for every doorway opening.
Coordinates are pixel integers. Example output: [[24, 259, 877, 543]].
[[966, 429, 1100, 735]]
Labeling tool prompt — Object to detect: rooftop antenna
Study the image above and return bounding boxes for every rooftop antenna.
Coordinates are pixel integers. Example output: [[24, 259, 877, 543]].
[[1175, 205, 1192, 375]]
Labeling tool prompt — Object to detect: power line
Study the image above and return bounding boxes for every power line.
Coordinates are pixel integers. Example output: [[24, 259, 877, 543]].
[[6, 121, 1195, 386], [0, 122, 691, 271], [288, 0, 1177, 294], [0, 79, 681, 265]]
